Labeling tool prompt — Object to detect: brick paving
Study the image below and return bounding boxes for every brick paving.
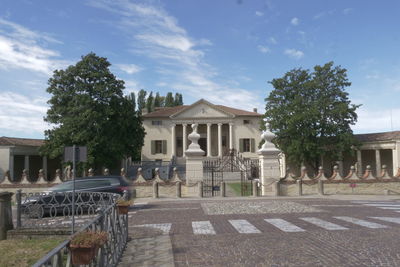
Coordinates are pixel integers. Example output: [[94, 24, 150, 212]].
[[119, 196, 400, 266]]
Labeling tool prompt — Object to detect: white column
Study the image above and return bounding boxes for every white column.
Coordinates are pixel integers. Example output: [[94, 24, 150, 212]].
[[171, 124, 176, 157], [207, 123, 212, 157], [375, 149, 381, 176], [229, 123, 233, 151], [42, 156, 48, 180], [9, 154, 14, 180], [182, 124, 187, 157], [357, 150, 362, 176], [24, 155, 29, 174], [218, 123, 222, 157], [393, 143, 399, 176]]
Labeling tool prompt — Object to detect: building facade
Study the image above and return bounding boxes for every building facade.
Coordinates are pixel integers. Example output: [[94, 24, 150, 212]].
[[0, 137, 61, 181], [141, 99, 264, 161]]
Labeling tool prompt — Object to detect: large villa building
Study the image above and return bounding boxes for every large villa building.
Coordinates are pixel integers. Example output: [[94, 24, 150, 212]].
[[141, 99, 263, 161], [0, 99, 399, 180]]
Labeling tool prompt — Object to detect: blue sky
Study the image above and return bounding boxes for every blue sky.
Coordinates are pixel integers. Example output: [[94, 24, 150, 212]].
[[1, 0, 399, 139]]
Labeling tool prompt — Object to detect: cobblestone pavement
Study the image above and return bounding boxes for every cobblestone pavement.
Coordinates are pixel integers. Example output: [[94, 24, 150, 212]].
[[120, 196, 400, 267]]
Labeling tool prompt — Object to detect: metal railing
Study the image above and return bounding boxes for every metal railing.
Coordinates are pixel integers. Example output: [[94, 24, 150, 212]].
[[32, 197, 129, 267], [16, 190, 116, 229]]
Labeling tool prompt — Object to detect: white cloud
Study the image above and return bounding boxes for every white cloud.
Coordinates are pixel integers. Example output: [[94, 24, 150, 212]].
[[352, 107, 400, 133], [0, 18, 66, 75], [0, 92, 48, 135], [89, 0, 263, 111], [291, 17, 299, 26], [255, 11, 264, 17], [267, 37, 277, 44], [116, 64, 142, 74], [343, 8, 353, 15], [284, 49, 304, 59], [257, 45, 270, 54]]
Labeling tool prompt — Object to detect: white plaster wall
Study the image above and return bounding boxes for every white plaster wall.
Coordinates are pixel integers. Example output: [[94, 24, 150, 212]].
[[0, 147, 10, 178], [233, 117, 262, 159], [142, 119, 173, 161]]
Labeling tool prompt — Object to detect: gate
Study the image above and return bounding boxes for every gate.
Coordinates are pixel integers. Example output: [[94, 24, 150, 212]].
[[203, 149, 260, 197]]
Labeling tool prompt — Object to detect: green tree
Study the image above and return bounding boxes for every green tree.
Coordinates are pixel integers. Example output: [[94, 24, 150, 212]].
[[265, 62, 360, 171], [164, 92, 174, 107], [137, 89, 147, 114], [154, 92, 162, 108], [127, 92, 136, 111], [41, 53, 145, 169], [146, 91, 154, 113], [174, 93, 183, 106]]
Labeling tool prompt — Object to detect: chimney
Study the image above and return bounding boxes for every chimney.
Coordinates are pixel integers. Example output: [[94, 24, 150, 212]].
[[253, 108, 258, 113]]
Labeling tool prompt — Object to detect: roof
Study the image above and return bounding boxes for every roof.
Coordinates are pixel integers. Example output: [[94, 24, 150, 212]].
[[143, 99, 262, 118], [0, 136, 44, 147], [355, 131, 400, 142]]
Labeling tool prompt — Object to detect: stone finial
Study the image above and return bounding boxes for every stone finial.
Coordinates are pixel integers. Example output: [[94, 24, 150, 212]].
[[20, 169, 29, 184], [103, 168, 110, 175], [154, 168, 163, 183], [64, 165, 72, 180], [362, 165, 375, 180], [185, 123, 205, 156], [379, 164, 390, 179], [88, 168, 94, 176], [170, 167, 183, 182], [134, 167, 146, 183], [258, 123, 280, 154], [55, 169, 61, 178], [121, 168, 127, 177], [53, 168, 62, 183], [36, 169, 46, 184]]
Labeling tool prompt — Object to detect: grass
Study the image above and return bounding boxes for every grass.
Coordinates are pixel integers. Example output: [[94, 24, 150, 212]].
[[0, 238, 65, 267], [227, 182, 252, 196]]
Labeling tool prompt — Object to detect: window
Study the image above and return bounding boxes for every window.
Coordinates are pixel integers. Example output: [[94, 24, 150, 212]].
[[152, 121, 162, 125], [239, 138, 255, 153], [243, 120, 252, 124], [151, 140, 167, 154]]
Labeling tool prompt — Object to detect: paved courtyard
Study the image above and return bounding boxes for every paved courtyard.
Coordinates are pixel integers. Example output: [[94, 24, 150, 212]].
[[119, 196, 400, 267]]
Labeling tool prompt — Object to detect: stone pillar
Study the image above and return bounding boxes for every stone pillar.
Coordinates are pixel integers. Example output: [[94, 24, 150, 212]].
[[9, 154, 14, 181], [375, 149, 381, 176], [0, 192, 14, 240], [220, 181, 226, 197], [318, 180, 324, 195], [393, 143, 399, 176], [229, 123, 233, 150], [338, 160, 344, 177], [171, 124, 176, 157], [207, 123, 212, 157], [258, 125, 281, 196], [42, 156, 48, 180], [198, 181, 203, 198], [24, 155, 29, 177], [182, 124, 187, 157], [176, 182, 181, 198], [297, 180, 303, 196], [217, 123, 222, 157], [357, 150, 362, 176], [185, 124, 205, 185], [252, 181, 258, 197], [153, 181, 159, 198]]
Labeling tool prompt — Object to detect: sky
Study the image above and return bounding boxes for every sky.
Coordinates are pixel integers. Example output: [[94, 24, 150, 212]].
[[1, 0, 400, 139]]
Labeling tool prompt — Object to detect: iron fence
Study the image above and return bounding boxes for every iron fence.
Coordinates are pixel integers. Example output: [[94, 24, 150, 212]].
[[16, 190, 116, 229], [31, 192, 129, 267]]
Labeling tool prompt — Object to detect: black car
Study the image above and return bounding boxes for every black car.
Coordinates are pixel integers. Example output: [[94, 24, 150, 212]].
[[22, 176, 133, 218]]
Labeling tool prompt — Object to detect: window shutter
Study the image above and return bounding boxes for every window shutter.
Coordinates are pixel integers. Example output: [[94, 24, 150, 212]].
[[151, 141, 155, 155], [250, 138, 255, 153], [162, 140, 167, 154], [239, 139, 244, 153]]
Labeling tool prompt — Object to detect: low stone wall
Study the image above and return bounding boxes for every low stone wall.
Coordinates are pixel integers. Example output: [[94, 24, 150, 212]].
[[280, 180, 400, 196], [133, 181, 200, 198]]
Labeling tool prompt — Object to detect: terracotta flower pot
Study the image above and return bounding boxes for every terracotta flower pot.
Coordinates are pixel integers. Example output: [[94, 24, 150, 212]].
[[117, 204, 129, 214], [70, 245, 98, 265]]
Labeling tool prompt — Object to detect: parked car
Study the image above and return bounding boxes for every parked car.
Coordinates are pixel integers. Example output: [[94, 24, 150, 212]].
[[22, 176, 133, 218]]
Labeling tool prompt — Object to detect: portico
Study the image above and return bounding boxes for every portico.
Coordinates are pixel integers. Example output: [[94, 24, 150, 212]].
[[141, 99, 263, 161]]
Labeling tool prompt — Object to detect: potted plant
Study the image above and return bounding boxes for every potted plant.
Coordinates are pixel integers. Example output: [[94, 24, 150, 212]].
[[116, 199, 133, 214], [69, 231, 108, 265]]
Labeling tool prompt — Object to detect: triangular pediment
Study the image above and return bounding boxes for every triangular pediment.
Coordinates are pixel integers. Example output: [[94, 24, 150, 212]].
[[170, 99, 234, 119]]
